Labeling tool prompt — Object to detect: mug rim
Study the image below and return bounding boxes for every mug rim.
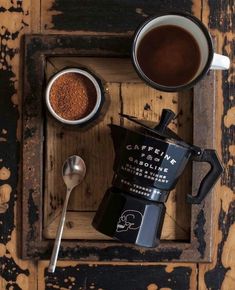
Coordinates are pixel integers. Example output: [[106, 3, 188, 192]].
[[132, 11, 214, 92]]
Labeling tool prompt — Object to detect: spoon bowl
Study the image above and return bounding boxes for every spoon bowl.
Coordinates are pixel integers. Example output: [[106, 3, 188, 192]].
[[48, 155, 86, 273], [62, 155, 86, 190]]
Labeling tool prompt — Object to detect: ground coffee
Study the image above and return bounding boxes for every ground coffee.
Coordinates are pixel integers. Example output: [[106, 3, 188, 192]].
[[49, 72, 97, 120]]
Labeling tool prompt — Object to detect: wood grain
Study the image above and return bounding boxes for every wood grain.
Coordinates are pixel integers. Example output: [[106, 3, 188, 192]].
[[22, 33, 215, 263], [0, 1, 37, 290], [41, 0, 193, 34], [1, 0, 234, 289], [44, 57, 192, 241], [199, 1, 235, 290]]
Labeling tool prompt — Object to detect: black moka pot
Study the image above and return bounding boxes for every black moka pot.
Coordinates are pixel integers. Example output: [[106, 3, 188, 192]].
[[92, 109, 223, 247]]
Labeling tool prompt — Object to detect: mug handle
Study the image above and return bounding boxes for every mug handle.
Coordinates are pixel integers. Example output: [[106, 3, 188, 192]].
[[187, 149, 223, 204], [210, 53, 230, 70]]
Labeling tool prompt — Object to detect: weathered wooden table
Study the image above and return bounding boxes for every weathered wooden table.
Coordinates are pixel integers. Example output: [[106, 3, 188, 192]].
[[0, 1, 234, 289]]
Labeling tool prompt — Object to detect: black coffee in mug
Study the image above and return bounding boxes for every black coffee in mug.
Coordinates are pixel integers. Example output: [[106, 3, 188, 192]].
[[137, 25, 201, 87], [132, 12, 230, 92]]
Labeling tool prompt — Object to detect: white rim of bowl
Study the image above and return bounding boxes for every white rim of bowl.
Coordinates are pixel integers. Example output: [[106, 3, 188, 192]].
[[45, 68, 102, 125]]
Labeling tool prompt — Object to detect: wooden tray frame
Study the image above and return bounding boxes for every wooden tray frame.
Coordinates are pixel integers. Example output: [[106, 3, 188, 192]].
[[22, 34, 216, 262]]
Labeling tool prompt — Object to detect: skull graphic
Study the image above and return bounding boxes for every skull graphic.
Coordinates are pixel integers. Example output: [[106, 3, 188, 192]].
[[116, 210, 143, 232]]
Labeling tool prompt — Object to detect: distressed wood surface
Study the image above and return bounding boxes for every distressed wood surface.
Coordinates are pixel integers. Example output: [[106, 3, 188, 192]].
[[21, 33, 215, 263], [0, 1, 37, 290], [38, 261, 197, 290], [41, 0, 193, 34], [44, 57, 192, 241], [198, 1, 235, 290], [0, 0, 234, 290]]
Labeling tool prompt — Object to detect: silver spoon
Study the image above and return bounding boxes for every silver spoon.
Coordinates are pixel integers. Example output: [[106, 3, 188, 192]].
[[48, 155, 86, 273]]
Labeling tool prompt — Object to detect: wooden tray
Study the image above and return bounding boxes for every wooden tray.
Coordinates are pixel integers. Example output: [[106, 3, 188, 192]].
[[22, 34, 216, 262]]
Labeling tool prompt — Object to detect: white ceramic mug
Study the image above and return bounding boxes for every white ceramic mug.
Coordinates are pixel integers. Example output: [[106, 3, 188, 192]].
[[132, 12, 230, 92]]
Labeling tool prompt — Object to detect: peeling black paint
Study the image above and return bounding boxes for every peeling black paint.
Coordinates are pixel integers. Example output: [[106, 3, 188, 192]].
[[205, 200, 235, 290], [204, 1, 235, 286], [0, 143, 19, 244], [144, 103, 151, 111], [57, 245, 183, 262], [0, 7, 7, 12], [0, 255, 29, 282], [47, 0, 192, 32], [0, 26, 20, 245], [8, 6, 24, 13], [6, 283, 23, 290], [2, 1, 234, 289], [26, 35, 132, 58], [0, 15, 30, 288], [24, 127, 36, 139], [45, 264, 192, 290], [27, 188, 39, 241], [0, 1, 23, 14], [220, 37, 235, 190], [194, 208, 206, 258], [31, 242, 182, 261], [208, 1, 234, 32]]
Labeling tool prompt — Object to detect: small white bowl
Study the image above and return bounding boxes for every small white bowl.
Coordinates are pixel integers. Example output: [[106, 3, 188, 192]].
[[45, 68, 103, 125]]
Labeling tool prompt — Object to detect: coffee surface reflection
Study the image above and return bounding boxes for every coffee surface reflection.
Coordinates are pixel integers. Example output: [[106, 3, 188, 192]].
[[137, 25, 201, 86]]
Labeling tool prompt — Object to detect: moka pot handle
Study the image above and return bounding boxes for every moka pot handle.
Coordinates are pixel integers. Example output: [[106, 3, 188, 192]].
[[187, 149, 223, 204]]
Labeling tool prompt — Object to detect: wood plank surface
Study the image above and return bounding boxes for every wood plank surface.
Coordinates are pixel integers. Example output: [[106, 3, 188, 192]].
[[0, 1, 37, 290], [0, 0, 234, 289], [44, 57, 192, 241], [22, 34, 215, 262], [38, 261, 197, 290], [41, 0, 193, 34], [198, 1, 235, 290]]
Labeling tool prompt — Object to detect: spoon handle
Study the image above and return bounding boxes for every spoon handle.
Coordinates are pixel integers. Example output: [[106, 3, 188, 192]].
[[48, 189, 71, 273]]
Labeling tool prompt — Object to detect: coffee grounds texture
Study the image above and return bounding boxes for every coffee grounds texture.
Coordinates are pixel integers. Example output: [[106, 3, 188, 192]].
[[49, 72, 97, 121]]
